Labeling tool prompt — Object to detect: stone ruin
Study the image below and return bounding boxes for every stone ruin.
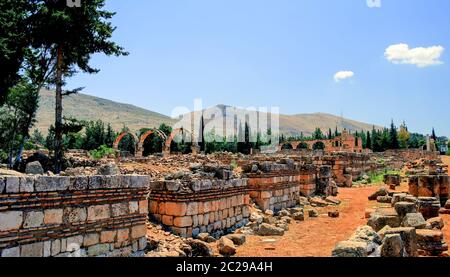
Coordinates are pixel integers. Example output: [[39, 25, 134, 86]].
[[0, 175, 149, 257]]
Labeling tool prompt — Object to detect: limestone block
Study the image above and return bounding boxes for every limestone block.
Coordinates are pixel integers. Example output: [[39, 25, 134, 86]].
[[87, 204, 110, 221], [173, 216, 193, 227], [129, 201, 139, 214], [111, 202, 129, 217], [5, 177, 20, 193], [165, 202, 187, 216], [131, 225, 147, 239], [101, 230, 117, 243], [19, 176, 35, 193], [69, 176, 88, 190], [0, 211, 23, 231], [83, 233, 100, 247], [23, 211, 44, 228], [63, 207, 87, 224], [35, 176, 70, 192], [21, 242, 44, 257]]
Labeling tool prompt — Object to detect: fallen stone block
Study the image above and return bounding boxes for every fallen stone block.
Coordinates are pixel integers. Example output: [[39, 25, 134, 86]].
[[402, 213, 426, 229], [367, 212, 401, 232], [378, 227, 418, 257], [257, 223, 285, 236], [217, 237, 236, 256], [332, 241, 368, 257], [394, 202, 417, 218], [426, 217, 444, 230], [380, 234, 404, 257], [368, 187, 388, 201]]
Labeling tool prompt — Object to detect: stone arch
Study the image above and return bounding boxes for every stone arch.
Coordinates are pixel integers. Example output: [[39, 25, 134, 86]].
[[164, 128, 192, 153], [295, 142, 309, 150], [312, 141, 326, 150], [113, 132, 139, 156], [137, 129, 168, 157], [281, 143, 294, 150]]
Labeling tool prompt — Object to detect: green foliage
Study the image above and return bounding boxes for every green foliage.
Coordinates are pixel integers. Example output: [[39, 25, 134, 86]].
[[230, 160, 238, 170], [312, 141, 325, 150], [89, 145, 115, 160], [312, 128, 324, 140]]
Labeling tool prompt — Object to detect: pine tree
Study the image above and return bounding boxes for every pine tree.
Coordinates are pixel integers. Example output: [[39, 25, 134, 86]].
[[389, 120, 399, 149], [30, 1, 127, 172], [328, 128, 332, 139], [366, 131, 372, 150], [199, 115, 205, 152]]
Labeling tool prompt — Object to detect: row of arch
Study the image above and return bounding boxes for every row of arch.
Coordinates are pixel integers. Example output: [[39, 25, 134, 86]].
[[113, 128, 193, 157], [281, 141, 326, 151]]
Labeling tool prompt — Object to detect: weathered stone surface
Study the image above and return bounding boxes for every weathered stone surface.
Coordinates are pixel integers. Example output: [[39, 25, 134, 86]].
[[23, 211, 44, 228], [186, 239, 214, 257], [111, 202, 129, 217], [426, 217, 444, 230], [417, 197, 441, 220], [87, 244, 110, 257], [367, 213, 401, 232], [380, 234, 404, 257], [391, 193, 408, 206], [0, 177, 5, 193], [87, 205, 110, 221], [5, 177, 20, 193], [69, 176, 88, 190], [35, 176, 70, 192], [328, 211, 340, 218], [377, 195, 393, 204], [197, 233, 216, 243], [308, 209, 319, 218], [332, 241, 367, 257], [131, 225, 147, 239], [225, 234, 246, 246], [368, 187, 388, 201], [250, 213, 263, 224], [63, 207, 87, 224], [379, 227, 418, 257], [257, 223, 284, 236], [19, 177, 34, 192], [1, 246, 20, 257], [25, 161, 44, 175], [44, 209, 63, 225], [101, 230, 117, 243], [394, 202, 417, 218], [83, 233, 100, 247], [402, 213, 426, 229], [20, 242, 44, 257], [97, 163, 119, 175], [218, 237, 236, 256], [0, 211, 23, 231], [292, 212, 305, 221]]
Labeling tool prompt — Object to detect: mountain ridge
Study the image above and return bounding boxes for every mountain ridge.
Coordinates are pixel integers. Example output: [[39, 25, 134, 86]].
[[35, 90, 382, 136]]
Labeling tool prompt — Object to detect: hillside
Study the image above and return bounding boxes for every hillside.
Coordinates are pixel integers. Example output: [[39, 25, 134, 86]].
[[35, 90, 176, 134], [36, 91, 380, 136]]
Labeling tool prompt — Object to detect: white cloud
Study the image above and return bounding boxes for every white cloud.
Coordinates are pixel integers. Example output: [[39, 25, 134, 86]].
[[384, 43, 444, 68], [334, 71, 355, 82]]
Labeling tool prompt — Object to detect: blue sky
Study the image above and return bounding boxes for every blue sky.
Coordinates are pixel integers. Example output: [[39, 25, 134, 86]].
[[67, 0, 449, 136]]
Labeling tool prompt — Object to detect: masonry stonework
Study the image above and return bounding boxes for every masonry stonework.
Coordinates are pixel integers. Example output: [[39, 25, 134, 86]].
[[0, 175, 149, 257]]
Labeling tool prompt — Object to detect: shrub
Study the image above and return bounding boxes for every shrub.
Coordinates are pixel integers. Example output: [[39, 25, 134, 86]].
[[89, 145, 116, 160]]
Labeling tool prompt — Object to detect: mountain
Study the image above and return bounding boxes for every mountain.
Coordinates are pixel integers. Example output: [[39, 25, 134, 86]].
[[181, 104, 380, 137], [35, 92, 380, 136], [35, 90, 175, 134]]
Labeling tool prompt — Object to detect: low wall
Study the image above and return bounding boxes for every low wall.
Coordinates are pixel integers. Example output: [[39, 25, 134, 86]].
[[245, 161, 318, 212], [148, 179, 250, 238], [0, 175, 149, 257]]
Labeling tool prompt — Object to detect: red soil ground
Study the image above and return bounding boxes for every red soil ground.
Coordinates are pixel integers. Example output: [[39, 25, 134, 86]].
[[237, 187, 376, 257], [237, 160, 450, 257]]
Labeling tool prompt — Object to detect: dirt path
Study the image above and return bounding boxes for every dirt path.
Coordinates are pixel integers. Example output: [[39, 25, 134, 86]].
[[236, 187, 377, 257]]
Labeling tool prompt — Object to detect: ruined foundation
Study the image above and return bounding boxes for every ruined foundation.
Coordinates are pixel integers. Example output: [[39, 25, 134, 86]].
[[0, 175, 149, 257], [148, 179, 250, 238]]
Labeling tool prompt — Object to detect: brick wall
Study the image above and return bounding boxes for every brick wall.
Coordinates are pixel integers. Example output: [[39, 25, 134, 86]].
[[148, 179, 250, 238], [0, 175, 149, 257], [246, 164, 317, 212]]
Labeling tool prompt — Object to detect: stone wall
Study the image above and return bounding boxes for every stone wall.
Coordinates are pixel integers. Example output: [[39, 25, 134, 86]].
[[408, 175, 450, 206], [148, 179, 250, 238], [0, 175, 149, 257], [244, 161, 318, 212]]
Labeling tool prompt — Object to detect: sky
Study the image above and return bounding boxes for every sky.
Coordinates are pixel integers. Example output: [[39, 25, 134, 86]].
[[67, 0, 449, 136]]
